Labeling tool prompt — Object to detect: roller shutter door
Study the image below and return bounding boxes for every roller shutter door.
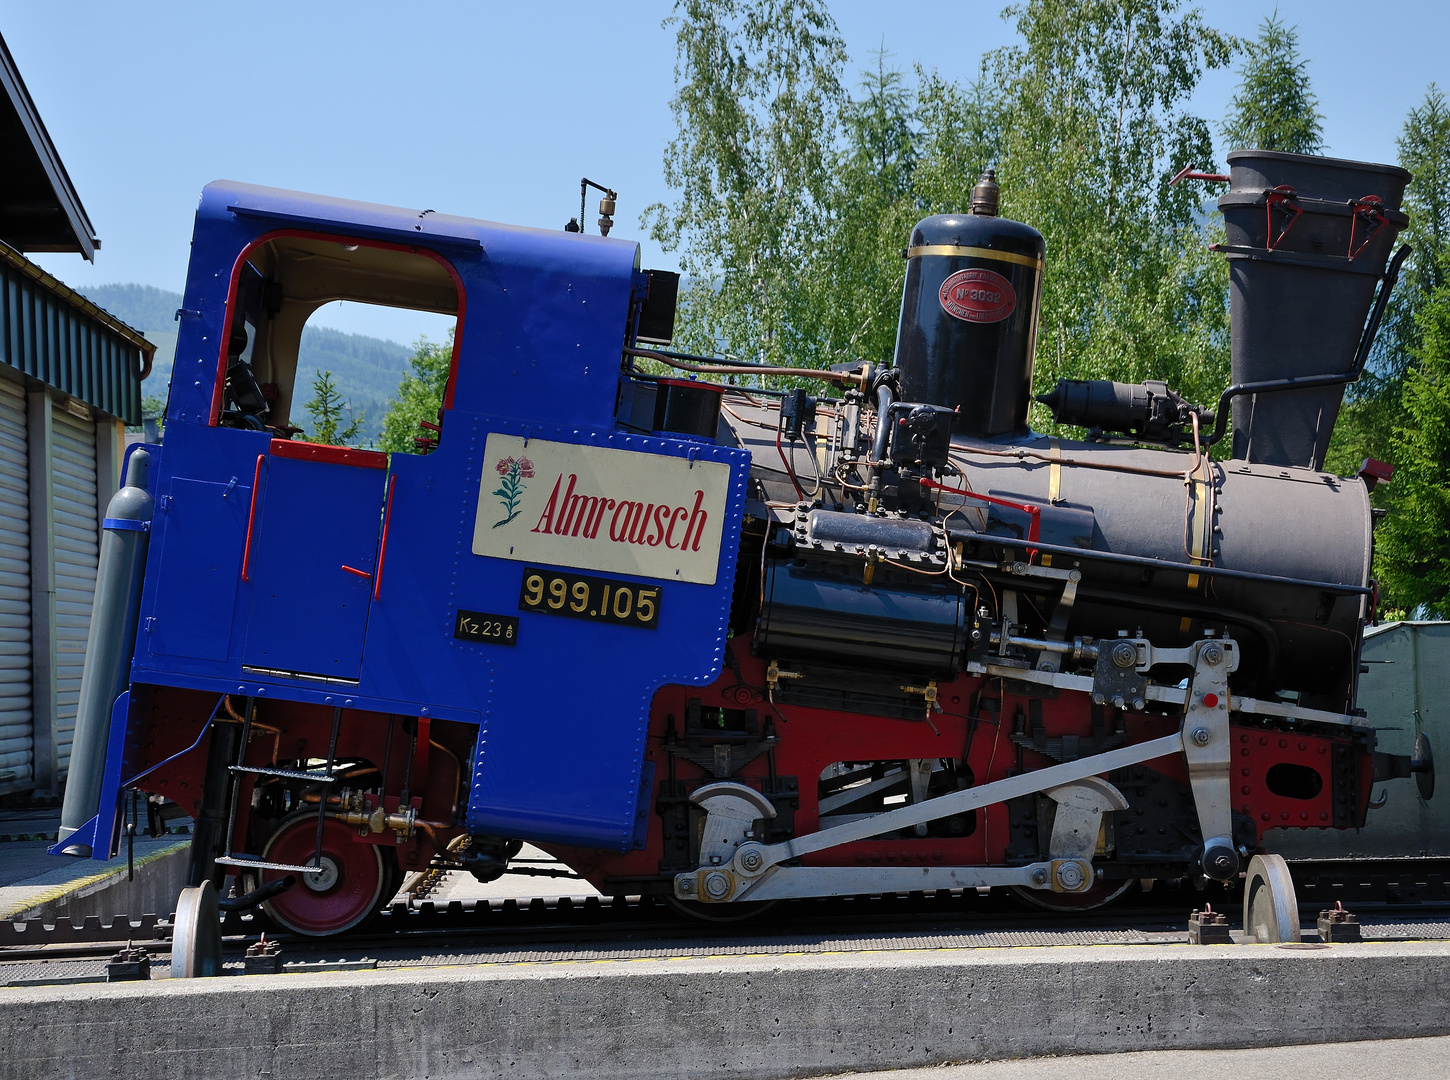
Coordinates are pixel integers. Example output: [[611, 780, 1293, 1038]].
[[0, 380, 31, 787], [50, 405, 99, 782]]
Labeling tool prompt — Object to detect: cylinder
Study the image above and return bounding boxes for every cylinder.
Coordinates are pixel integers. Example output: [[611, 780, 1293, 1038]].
[[1217, 150, 1410, 470], [756, 559, 966, 676], [58, 448, 154, 852], [947, 435, 1371, 709], [893, 212, 1045, 438]]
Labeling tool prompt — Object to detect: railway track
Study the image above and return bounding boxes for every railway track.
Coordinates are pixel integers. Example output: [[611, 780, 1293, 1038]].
[[5, 861, 1450, 976]]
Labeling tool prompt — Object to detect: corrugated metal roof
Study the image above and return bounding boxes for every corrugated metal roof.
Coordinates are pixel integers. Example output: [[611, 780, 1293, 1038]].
[[0, 238, 152, 423]]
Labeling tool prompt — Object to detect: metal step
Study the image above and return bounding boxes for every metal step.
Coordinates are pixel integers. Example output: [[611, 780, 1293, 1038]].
[[228, 765, 336, 783], [215, 854, 324, 875]]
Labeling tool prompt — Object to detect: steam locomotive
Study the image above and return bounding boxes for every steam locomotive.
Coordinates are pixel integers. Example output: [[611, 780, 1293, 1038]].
[[53, 151, 1434, 959]]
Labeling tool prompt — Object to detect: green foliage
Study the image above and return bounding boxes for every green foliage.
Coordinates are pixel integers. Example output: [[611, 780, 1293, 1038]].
[[303, 369, 363, 446], [651, 0, 1234, 420], [1374, 253, 1450, 617], [1221, 15, 1324, 155], [379, 335, 453, 454], [1378, 84, 1450, 381], [126, 393, 168, 436], [645, 0, 847, 365], [79, 284, 414, 444], [983, 0, 1235, 418], [1326, 84, 1450, 477], [802, 50, 928, 369]]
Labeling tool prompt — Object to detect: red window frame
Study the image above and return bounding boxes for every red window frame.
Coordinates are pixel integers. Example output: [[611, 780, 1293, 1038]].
[[210, 228, 468, 429]]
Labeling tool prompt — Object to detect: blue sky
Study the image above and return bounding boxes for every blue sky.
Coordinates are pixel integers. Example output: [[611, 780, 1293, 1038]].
[[5, 1, 1446, 345]]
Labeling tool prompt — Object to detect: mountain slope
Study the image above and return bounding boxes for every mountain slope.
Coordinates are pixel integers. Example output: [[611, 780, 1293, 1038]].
[[82, 284, 413, 442]]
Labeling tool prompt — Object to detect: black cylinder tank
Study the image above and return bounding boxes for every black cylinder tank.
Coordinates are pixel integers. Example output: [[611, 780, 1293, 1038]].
[[893, 210, 1045, 438]]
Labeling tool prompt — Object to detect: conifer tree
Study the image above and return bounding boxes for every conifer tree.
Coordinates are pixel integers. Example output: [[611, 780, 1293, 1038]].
[[1326, 84, 1450, 476], [1374, 252, 1450, 617], [304, 369, 362, 446], [1221, 14, 1323, 155]]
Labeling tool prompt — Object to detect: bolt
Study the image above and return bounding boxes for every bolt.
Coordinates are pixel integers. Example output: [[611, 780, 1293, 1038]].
[[739, 848, 763, 873], [1191, 727, 1212, 746], [1202, 643, 1223, 666], [1031, 867, 1049, 885], [1112, 695, 1126, 710], [702, 871, 732, 901], [1111, 641, 1138, 668], [1055, 861, 1086, 891], [1131, 698, 1146, 711], [677, 876, 695, 895]]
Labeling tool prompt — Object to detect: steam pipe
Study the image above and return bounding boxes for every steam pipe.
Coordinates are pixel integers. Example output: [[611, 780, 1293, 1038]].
[[217, 875, 295, 911], [1349, 244, 1411, 378], [950, 528, 1373, 597], [622, 346, 864, 387], [871, 381, 896, 462], [1201, 372, 1368, 448], [1202, 244, 1411, 449]]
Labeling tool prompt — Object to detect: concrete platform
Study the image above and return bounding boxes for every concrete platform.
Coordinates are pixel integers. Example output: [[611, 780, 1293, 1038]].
[[828, 1035, 1450, 1079], [0, 836, 188, 921], [1, 939, 1447, 1080]]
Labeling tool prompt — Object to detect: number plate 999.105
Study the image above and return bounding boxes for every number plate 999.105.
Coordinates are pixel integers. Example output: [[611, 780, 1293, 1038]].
[[518, 567, 662, 629]]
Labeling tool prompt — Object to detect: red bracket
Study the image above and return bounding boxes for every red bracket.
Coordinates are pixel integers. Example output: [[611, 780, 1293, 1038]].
[[1264, 186, 1302, 250], [920, 478, 1043, 561], [1348, 195, 1387, 260]]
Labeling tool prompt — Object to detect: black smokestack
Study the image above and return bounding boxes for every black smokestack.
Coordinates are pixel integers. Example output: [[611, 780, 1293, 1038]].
[[1216, 150, 1410, 470]]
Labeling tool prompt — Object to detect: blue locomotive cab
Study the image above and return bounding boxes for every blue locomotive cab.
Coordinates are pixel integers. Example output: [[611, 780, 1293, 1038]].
[[57, 182, 749, 917]]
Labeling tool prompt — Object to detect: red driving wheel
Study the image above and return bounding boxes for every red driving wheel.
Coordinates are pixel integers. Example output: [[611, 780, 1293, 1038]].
[[260, 815, 388, 936]]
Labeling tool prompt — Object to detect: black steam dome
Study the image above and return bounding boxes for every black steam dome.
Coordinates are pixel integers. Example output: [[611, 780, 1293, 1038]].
[[892, 179, 1045, 439]]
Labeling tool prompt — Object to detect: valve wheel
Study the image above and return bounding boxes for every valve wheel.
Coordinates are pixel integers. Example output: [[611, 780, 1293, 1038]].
[[259, 815, 391, 937]]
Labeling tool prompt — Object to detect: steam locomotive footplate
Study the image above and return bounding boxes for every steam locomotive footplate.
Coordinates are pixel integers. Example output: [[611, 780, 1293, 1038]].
[[453, 610, 519, 646], [518, 567, 662, 629]]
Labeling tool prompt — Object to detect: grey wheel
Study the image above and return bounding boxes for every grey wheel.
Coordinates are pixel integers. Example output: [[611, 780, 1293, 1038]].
[[1243, 853, 1300, 943], [1011, 876, 1136, 912], [172, 881, 223, 977], [664, 896, 778, 923]]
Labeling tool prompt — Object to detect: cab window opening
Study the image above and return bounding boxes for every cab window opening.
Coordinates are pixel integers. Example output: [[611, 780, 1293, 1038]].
[[215, 232, 462, 455]]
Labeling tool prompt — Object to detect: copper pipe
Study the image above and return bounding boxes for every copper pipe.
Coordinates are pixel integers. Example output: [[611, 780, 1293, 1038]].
[[428, 739, 464, 819], [624, 346, 862, 386], [223, 695, 281, 764], [953, 445, 1190, 480]]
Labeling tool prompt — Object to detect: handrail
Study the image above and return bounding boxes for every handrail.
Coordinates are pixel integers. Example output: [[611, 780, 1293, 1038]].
[[241, 455, 265, 582], [373, 475, 397, 602]]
